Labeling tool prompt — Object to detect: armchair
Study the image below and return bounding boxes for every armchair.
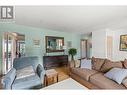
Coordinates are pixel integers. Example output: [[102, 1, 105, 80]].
[[2, 56, 45, 89]]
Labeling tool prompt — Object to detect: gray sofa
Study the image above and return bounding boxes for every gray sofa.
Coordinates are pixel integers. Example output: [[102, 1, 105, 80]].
[[2, 56, 45, 89]]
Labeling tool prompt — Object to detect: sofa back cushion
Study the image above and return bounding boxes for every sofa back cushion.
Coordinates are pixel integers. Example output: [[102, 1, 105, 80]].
[[100, 59, 123, 73], [3, 68, 16, 89], [13, 56, 39, 71], [123, 59, 127, 68], [92, 57, 105, 71]]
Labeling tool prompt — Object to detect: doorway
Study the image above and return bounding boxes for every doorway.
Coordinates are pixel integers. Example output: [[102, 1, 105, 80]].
[[81, 39, 87, 58], [2, 32, 25, 74], [80, 38, 92, 58]]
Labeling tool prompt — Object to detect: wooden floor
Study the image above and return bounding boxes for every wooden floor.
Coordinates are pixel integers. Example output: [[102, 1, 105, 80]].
[[55, 66, 70, 82], [45, 66, 70, 86]]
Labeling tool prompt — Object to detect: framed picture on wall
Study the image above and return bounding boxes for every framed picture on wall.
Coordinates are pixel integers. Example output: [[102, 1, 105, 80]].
[[33, 39, 41, 47], [120, 35, 127, 51]]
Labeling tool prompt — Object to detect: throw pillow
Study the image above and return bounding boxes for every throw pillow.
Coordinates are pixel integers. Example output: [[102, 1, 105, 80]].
[[81, 59, 92, 69], [92, 57, 105, 71], [36, 64, 43, 77], [100, 59, 123, 73], [123, 59, 127, 68], [104, 68, 127, 84]]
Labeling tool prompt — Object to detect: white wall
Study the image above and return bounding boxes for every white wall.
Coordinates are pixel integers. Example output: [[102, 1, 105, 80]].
[[112, 29, 127, 61], [92, 29, 107, 58], [106, 29, 114, 60], [92, 28, 127, 61]]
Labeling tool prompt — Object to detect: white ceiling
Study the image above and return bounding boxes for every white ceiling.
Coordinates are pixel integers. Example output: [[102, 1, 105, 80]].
[[15, 6, 127, 34]]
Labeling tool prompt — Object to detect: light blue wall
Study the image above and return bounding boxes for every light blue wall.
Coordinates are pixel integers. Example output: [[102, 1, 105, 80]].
[[0, 23, 81, 74]]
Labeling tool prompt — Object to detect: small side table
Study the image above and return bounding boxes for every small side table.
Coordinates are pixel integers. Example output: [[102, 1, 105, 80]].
[[44, 69, 58, 86]]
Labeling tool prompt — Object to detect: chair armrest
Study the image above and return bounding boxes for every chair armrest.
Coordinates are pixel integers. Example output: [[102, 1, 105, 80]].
[[36, 64, 45, 80], [3, 68, 16, 89]]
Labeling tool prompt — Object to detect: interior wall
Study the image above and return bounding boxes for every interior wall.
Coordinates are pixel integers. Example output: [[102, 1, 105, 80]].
[[112, 29, 127, 61], [92, 28, 127, 61], [92, 29, 107, 58], [0, 23, 81, 75]]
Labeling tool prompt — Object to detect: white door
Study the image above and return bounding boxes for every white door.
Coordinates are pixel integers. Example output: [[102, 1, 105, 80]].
[[81, 40, 87, 58], [107, 36, 113, 60]]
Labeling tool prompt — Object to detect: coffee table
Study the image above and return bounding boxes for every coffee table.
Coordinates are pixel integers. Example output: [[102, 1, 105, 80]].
[[42, 78, 88, 89]]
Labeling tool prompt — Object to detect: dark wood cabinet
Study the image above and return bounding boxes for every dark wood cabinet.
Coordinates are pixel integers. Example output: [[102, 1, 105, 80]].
[[43, 55, 68, 69]]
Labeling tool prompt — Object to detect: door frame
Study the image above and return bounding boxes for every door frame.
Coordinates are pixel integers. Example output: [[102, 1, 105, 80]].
[[2, 32, 16, 74], [80, 39, 88, 58]]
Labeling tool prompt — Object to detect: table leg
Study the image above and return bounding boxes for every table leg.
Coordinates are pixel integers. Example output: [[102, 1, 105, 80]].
[[57, 74, 59, 82], [46, 76, 48, 86], [44, 75, 46, 87]]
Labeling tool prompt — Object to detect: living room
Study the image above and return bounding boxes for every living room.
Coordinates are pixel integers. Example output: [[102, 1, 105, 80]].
[[0, 5, 127, 91]]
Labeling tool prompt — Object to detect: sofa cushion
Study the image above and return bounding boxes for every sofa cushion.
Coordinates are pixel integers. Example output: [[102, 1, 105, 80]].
[[71, 68, 98, 81], [13, 56, 39, 71], [92, 57, 105, 71], [100, 59, 123, 73], [90, 73, 125, 89], [123, 59, 127, 68], [12, 75, 41, 89], [104, 68, 127, 84], [16, 66, 35, 79], [3, 68, 16, 89]]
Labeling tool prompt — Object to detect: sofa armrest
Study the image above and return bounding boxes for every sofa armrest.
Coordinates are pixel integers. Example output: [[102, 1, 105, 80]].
[[69, 60, 81, 68], [36, 64, 45, 81], [68, 61, 75, 68]]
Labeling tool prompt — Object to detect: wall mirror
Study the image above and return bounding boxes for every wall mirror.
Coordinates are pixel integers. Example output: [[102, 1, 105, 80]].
[[45, 36, 64, 53]]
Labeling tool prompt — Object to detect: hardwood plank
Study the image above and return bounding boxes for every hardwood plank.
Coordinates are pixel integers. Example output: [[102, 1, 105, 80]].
[[55, 66, 70, 82]]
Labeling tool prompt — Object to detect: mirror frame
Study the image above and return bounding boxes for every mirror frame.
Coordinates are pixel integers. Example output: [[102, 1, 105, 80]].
[[45, 36, 64, 53]]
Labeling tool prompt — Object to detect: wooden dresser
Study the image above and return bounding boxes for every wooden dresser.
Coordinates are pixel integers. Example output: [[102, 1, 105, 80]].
[[43, 55, 68, 69]]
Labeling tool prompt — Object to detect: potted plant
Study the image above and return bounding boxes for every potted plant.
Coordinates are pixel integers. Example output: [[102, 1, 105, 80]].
[[68, 48, 77, 60]]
